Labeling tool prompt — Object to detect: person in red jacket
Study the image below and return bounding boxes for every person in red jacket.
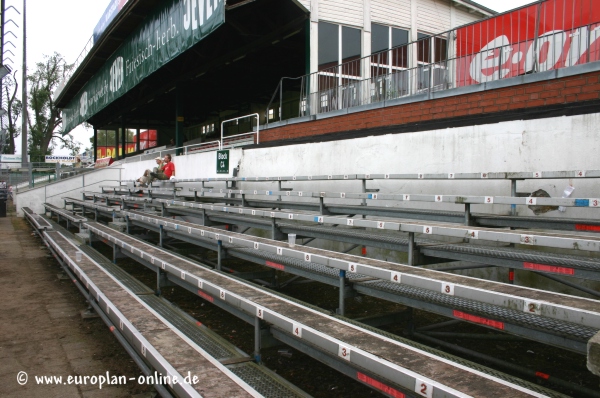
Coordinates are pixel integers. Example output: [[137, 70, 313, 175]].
[[151, 154, 175, 180]]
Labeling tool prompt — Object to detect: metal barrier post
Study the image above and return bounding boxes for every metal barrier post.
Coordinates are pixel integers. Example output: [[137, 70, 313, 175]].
[[254, 316, 261, 363], [338, 270, 346, 316], [217, 240, 222, 271]]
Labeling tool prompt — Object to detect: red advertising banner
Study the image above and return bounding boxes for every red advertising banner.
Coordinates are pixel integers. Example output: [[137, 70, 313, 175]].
[[456, 0, 600, 86], [94, 157, 114, 169], [96, 129, 157, 159]]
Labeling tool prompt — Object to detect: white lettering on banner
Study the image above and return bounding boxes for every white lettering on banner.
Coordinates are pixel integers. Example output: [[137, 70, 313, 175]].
[[184, 0, 221, 30], [79, 92, 88, 117], [468, 24, 600, 83], [469, 35, 512, 83], [155, 17, 179, 50], [109, 57, 124, 92], [125, 40, 154, 77]]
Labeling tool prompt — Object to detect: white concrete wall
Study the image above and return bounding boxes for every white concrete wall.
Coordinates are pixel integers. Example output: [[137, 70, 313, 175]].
[[15, 167, 122, 216], [238, 113, 600, 220], [118, 148, 244, 181], [231, 112, 600, 294]]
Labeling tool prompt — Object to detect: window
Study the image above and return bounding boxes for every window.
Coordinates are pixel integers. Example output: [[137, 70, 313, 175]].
[[125, 129, 136, 155], [137, 129, 158, 150], [417, 33, 447, 65], [370, 24, 410, 101], [318, 22, 362, 112], [96, 130, 117, 159], [416, 33, 448, 91], [318, 22, 339, 71], [268, 109, 274, 120]]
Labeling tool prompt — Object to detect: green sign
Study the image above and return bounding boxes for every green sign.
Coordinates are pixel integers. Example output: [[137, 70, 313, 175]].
[[216, 150, 229, 174], [62, 0, 225, 135]]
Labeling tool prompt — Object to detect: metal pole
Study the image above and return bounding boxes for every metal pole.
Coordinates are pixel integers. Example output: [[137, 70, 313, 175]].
[[93, 127, 98, 162], [217, 240, 222, 271], [510, 179, 517, 216], [21, 0, 27, 170], [464, 203, 472, 226], [338, 270, 346, 316], [176, 84, 183, 156], [408, 232, 416, 266], [279, 80, 283, 121], [254, 316, 261, 363]]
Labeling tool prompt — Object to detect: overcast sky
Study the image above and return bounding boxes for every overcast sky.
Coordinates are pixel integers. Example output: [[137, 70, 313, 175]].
[[6, 0, 536, 157]]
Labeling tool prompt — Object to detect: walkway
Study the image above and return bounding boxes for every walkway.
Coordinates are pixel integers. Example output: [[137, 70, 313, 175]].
[[0, 205, 152, 397]]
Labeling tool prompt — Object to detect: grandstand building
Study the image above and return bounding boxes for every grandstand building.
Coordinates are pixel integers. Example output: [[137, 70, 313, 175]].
[[54, 0, 492, 158], [13, 1, 600, 396]]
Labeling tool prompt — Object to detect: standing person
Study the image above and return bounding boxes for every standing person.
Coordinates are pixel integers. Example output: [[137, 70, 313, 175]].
[[151, 154, 175, 180]]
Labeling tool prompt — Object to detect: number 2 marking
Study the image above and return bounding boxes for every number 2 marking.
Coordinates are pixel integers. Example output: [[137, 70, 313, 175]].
[[415, 380, 433, 398], [524, 300, 541, 315]]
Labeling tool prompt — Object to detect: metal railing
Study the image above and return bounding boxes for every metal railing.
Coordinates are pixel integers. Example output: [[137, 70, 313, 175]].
[[53, 34, 95, 101], [221, 114, 260, 146], [266, 0, 600, 124]]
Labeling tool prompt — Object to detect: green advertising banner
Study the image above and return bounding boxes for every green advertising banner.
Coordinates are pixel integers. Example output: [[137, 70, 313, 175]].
[[62, 0, 225, 135]]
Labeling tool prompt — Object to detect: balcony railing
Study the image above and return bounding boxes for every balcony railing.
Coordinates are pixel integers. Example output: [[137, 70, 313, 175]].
[[266, 0, 600, 125]]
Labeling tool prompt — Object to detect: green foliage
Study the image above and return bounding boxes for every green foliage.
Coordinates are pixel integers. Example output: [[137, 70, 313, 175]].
[[1, 70, 21, 154], [27, 52, 79, 158]]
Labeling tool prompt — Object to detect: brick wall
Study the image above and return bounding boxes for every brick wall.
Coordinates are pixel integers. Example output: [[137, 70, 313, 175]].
[[261, 70, 600, 142]]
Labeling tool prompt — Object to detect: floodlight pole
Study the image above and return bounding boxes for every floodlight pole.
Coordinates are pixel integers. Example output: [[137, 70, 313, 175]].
[[21, 0, 27, 169], [0, 0, 3, 159]]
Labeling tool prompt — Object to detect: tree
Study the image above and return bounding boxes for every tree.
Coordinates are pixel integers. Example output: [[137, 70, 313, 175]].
[[1, 70, 21, 154], [27, 52, 79, 161], [0, 71, 22, 154]]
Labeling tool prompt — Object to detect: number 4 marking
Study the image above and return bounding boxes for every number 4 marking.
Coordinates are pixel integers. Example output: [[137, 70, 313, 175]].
[[292, 323, 302, 338], [467, 230, 479, 239], [415, 379, 433, 398], [527, 197, 537, 205], [390, 272, 401, 283]]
